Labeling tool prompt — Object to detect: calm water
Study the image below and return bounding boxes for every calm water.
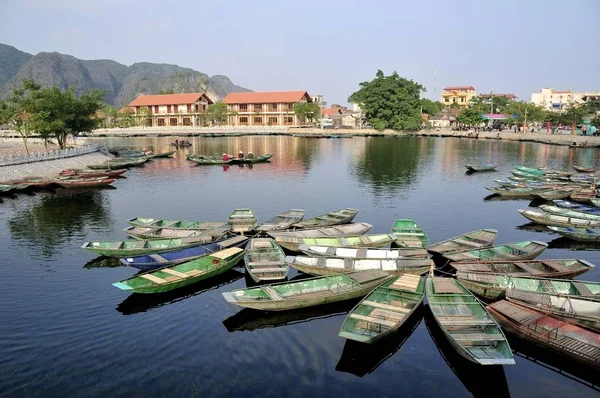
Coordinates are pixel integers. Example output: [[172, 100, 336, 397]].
[[1, 136, 599, 397]]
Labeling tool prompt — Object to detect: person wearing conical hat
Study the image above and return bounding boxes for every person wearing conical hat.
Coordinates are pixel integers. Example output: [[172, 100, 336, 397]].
[[238, 150, 244, 159], [222, 153, 230, 161]]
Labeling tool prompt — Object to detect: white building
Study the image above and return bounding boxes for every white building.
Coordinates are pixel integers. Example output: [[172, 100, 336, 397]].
[[530, 88, 600, 111], [311, 94, 327, 108]]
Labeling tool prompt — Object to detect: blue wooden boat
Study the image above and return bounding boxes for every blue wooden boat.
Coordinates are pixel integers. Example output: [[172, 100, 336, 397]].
[[120, 235, 248, 270]]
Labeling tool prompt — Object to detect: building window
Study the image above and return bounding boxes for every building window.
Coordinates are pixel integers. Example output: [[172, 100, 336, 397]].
[[157, 118, 165, 126], [154, 106, 159, 113], [268, 104, 278, 111], [253, 116, 263, 125], [187, 104, 192, 112], [182, 117, 191, 126], [167, 105, 172, 113], [253, 104, 263, 111], [145, 118, 152, 127], [239, 116, 249, 125], [284, 116, 294, 125], [283, 103, 293, 111], [203, 104, 207, 111], [147, 106, 153, 114], [452, 98, 457, 103], [239, 104, 248, 111], [460, 97, 465, 102], [169, 118, 178, 126], [268, 116, 278, 125], [444, 98, 449, 103]]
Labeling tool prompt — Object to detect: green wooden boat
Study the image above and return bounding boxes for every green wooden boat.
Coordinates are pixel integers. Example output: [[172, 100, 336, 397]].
[[540, 205, 600, 221], [298, 245, 429, 259], [244, 238, 287, 283], [186, 154, 233, 165], [455, 272, 513, 300], [229, 153, 273, 164], [518, 209, 600, 228], [451, 259, 594, 279], [426, 277, 515, 365], [267, 222, 372, 239], [506, 277, 600, 332], [339, 274, 426, 343], [123, 225, 230, 240], [127, 217, 225, 230], [227, 208, 258, 233], [286, 255, 432, 276], [254, 209, 305, 232], [486, 186, 549, 197], [87, 157, 148, 169], [291, 208, 359, 228], [0, 183, 30, 192], [444, 241, 547, 262], [547, 226, 600, 241], [465, 164, 497, 172], [221, 270, 393, 311], [81, 236, 213, 257], [113, 247, 245, 294], [275, 233, 396, 252], [391, 219, 429, 248], [427, 229, 498, 255], [532, 189, 575, 200], [514, 166, 545, 176], [144, 150, 175, 159]]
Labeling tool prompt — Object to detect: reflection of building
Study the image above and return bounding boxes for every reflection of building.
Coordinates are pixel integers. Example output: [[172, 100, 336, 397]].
[[223, 91, 313, 126], [129, 93, 214, 127], [440, 86, 477, 107], [530, 88, 600, 111]]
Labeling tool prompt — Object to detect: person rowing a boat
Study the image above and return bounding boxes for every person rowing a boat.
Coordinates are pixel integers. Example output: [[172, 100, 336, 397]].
[[246, 152, 255, 159], [238, 151, 244, 159], [222, 153, 230, 161]]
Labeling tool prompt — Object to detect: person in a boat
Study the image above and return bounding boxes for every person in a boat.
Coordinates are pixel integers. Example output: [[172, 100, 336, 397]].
[[222, 153, 230, 161], [175, 139, 179, 145], [238, 151, 244, 159], [246, 151, 255, 159]]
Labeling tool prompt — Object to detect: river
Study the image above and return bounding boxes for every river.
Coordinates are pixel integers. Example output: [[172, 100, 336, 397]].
[[0, 136, 598, 397]]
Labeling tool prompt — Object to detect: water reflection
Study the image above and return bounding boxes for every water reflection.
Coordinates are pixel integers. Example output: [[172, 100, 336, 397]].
[[547, 237, 600, 251], [84, 256, 125, 269], [516, 222, 553, 234], [335, 305, 424, 377], [8, 190, 113, 258], [423, 308, 510, 398], [223, 299, 357, 333], [116, 269, 243, 315]]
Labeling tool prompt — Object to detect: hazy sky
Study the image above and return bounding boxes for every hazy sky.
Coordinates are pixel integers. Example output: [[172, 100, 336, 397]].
[[1, 0, 598, 105]]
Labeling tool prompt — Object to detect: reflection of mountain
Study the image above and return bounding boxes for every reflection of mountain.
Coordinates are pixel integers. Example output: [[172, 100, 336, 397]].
[[350, 137, 423, 194], [335, 305, 424, 377], [423, 308, 510, 398], [223, 299, 358, 333], [116, 269, 243, 315], [547, 237, 600, 251], [507, 334, 600, 391], [8, 190, 113, 258]]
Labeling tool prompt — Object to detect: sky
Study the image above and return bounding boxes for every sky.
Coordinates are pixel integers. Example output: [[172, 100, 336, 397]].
[[1, 0, 599, 105]]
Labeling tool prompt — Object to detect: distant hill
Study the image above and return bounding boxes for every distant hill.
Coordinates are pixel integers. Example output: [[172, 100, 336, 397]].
[[0, 43, 251, 107]]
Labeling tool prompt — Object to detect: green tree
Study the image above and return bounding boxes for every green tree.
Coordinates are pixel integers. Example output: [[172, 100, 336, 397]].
[[0, 80, 41, 154], [420, 98, 443, 116], [503, 101, 545, 126], [293, 102, 321, 125], [449, 102, 461, 109], [591, 115, 600, 128], [456, 106, 483, 126], [206, 102, 232, 125], [348, 70, 424, 131], [471, 95, 512, 113], [115, 107, 135, 127], [561, 104, 588, 126]]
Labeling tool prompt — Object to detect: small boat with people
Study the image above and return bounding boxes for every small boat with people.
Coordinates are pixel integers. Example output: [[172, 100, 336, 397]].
[[244, 238, 287, 282], [427, 229, 498, 255], [172, 140, 192, 147], [291, 208, 359, 228]]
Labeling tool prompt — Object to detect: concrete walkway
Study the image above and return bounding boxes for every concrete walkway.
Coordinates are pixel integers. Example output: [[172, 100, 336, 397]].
[[0, 152, 112, 181]]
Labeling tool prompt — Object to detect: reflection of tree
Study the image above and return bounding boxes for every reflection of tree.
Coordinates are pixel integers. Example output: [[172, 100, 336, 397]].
[[8, 190, 113, 258], [351, 137, 423, 194]]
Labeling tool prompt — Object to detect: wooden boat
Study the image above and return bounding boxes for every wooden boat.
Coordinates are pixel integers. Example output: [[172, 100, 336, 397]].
[[573, 165, 596, 173], [229, 153, 273, 164], [144, 150, 175, 159], [465, 164, 497, 172], [444, 241, 547, 262], [123, 225, 229, 240], [244, 238, 287, 282], [515, 166, 544, 176], [227, 208, 258, 233], [267, 222, 372, 239], [186, 154, 233, 165], [540, 204, 600, 221], [427, 229, 498, 255], [339, 274, 426, 343], [532, 188, 574, 200], [486, 186, 549, 197], [450, 259, 594, 279], [119, 235, 248, 270], [54, 177, 116, 188], [487, 300, 600, 369], [286, 255, 433, 276], [547, 225, 600, 241], [291, 208, 359, 228], [59, 168, 127, 178], [517, 209, 600, 228], [82, 236, 213, 257], [172, 141, 192, 147], [391, 219, 429, 248], [590, 198, 600, 207], [254, 209, 305, 232], [87, 157, 148, 169], [127, 217, 225, 230], [298, 245, 429, 259], [425, 277, 515, 365], [506, 277, 600, 332], [113, 247, 245, 294], [275, 233, 396, 252], [552, 200, 600, 214], [221, 270, 393, 311], [456, 272, 515, 300], [570, 187, 596, 203]]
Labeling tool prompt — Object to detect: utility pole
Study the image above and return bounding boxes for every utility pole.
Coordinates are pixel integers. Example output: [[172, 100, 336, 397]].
[[523, 105, 528, 134]]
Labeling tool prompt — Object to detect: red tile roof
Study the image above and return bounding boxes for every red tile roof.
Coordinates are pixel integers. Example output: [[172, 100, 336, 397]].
[[321, 107, 343, 116], [443, 86, 476, 91], [129, 93, 213, 107], [223, 91, 311, 104]]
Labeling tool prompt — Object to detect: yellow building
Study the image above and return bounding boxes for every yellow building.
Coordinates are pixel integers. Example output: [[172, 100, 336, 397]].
[[223, 91, 313, 126], [128, 93, 214, 127], [440, 86, 477, 107]]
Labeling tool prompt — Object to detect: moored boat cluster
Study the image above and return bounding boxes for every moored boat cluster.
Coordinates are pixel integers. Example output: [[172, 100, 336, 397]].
[[82, 206, 600, 370]]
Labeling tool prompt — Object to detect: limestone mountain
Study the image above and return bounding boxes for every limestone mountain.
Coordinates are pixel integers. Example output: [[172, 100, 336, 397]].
[[0, 43, 250, 106]]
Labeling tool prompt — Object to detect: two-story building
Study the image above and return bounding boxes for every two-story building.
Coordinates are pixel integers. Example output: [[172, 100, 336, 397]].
[[223, 91, 313, 126], [128, 93, 214, 127], [530, 88, 600, 111], [440, 86, 477, 107]]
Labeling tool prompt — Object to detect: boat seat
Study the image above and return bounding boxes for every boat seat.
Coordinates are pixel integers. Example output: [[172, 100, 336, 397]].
[[250, 267, 286, 273], [135, 240, 146, 249], [572, 281, 594, 296], [349, 313, 396, 328], [540, 261, 569, 272], [262, 286, 283, 301], [451, 238, 481, 247], [439, 319, 496, 326], [140, 274, 168, 284], [149, 254, 168, 263], [186, 269, 206, 277], [248, 261, 284, 267], [362, 300, 410, 313], [513, 262, 540, 275], [450, 333, 505, 341], [161, 268, 188, 278], [113, 242, 123, 249]]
